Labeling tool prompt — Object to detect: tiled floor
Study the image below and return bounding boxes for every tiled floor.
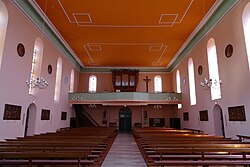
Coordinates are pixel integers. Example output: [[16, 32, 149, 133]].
[[101, 133, 147, 167]]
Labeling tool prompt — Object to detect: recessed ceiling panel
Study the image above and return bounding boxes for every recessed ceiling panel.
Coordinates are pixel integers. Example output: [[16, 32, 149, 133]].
[[33, 0, 217, 68]]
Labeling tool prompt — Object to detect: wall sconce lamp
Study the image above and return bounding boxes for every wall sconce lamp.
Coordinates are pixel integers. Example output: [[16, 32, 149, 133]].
[[166, 97, 178, 101], [154, 105, 162, 109], [88, 104, 97, 108]]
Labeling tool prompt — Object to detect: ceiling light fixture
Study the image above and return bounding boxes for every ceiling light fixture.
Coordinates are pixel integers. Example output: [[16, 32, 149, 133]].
[[200, 78, 222, 89], [26, 77, 48, 89]]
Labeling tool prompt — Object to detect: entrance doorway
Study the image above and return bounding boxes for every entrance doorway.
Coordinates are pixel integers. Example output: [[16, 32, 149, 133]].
[[119, 107, 132, 132], [169, 118, 181, 129], [24, 103, 37, 137], [213, 104, 225, 137]]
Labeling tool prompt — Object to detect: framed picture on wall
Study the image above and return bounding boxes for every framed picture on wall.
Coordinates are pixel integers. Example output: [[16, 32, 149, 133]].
[[41, 109, 50, 120], [199, 110, 208, 121], [3, 104, 22, 120], [228, 105, 246, 121], [183, 112, 189, 121], [225, 44, 233, 58], [47, 64, 52, 74], [198, 65, 203, 75], [17, 43, 25, 57], [61, 111, 67, 120]]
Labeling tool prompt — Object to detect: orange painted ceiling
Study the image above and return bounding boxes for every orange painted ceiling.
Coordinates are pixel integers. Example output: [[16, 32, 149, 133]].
[[33, 0, 217, 68]]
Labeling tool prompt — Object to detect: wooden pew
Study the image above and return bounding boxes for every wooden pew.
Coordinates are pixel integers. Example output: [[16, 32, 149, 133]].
[[183, 127, 204, 134], [150, 147, 250, 166], [237, 134, 250, 142], [0, 151, 95, 166], [0, 127, 118, 166], [133, 127, 250, 166]]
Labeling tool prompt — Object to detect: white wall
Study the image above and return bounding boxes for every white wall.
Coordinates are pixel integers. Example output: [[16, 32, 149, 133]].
[[0, 0, 79, 140], [172, 0, 250, 138]]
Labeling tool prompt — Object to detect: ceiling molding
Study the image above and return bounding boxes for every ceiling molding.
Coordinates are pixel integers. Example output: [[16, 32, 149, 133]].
[[81, 67, 169, 73], [12, 0, 83, 71], [168, 0, 239, 72]]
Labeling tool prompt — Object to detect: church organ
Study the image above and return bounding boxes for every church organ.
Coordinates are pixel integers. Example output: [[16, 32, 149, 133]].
[[112, 69, 139, 92]]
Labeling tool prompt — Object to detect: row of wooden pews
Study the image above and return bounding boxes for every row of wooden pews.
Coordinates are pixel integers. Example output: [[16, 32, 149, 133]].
[[0, 127, 117, 166], [133, 127, 250, 166]]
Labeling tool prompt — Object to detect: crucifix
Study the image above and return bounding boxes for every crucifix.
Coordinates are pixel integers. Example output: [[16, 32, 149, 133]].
[[143, 76, 151, 92]]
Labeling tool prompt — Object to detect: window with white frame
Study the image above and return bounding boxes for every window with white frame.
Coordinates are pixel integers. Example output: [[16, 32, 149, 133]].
[[207, 38, 221, 100], [188, 58, 196, 105], [89, 75, 97, 92], [29, 38, 44, 95], [54, 57, 62, 103], [0, 1, 8, 70], [242, 3, 250, 70], [176, 70, 182, 109], [69, 69, 74, 93], [154, 75, 162, 92]]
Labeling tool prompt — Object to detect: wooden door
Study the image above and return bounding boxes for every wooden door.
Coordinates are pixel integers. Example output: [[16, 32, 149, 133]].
[[119, 107, 132, 132]]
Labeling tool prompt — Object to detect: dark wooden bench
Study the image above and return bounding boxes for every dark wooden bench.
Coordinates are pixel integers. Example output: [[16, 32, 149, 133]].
[[133, 127, 250, 167], [153, 160, 250, 166], [0, 150, 96, 166], [145, 145, 250, 166], [237, 134, 250, 141], [0, 127, 118, 166], [183, 127, 204, 134], [0, 159, 95, 166]]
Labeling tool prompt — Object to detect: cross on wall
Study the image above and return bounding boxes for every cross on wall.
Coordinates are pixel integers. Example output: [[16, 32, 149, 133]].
[[143, 76, 151, 92]]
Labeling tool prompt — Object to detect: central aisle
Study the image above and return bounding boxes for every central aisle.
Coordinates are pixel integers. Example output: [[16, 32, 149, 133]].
[[101, 133, 147, 167]]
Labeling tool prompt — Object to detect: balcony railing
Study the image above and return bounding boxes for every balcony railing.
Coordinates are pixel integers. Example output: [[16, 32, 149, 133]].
[[69, 92, 181, 105]]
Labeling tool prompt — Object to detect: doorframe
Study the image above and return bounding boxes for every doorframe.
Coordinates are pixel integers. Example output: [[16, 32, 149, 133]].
[[119, 107, 132, 132], [24, 103, 37, 137], [24, 107, 29, 137], [213, 104, 225, 137]]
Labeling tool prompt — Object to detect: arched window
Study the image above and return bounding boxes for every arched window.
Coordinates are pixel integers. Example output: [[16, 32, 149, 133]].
[[176, 70, 182, 109], [188, 58, 196, 105], [89, 75, 97, 92], [207, 38, 221, 100], [54, 57, 62, 103], [242, 3, 250, 70], [69, 69, 74, 93], [154, 75, 162, 92], [29, 38, 44, 95], [0, 1, 8, 70]]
